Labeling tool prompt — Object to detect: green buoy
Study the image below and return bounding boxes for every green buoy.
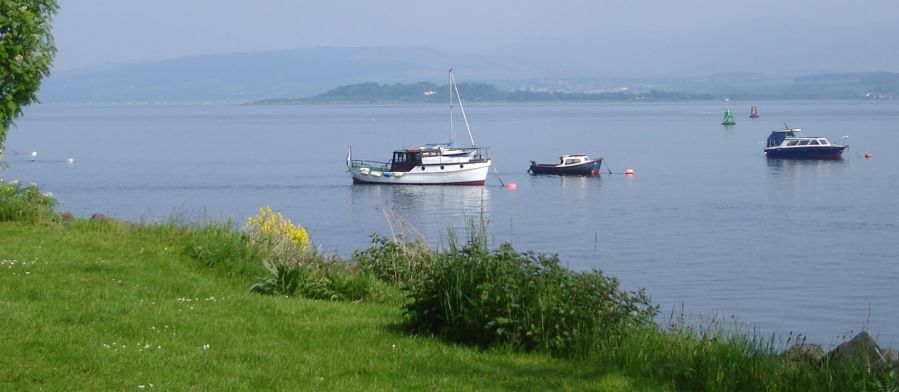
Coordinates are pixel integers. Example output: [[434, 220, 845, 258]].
[[721, 108, 736, 125]]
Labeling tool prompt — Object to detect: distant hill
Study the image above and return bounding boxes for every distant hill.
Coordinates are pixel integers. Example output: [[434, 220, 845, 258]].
[[253, 82, 712, 104]]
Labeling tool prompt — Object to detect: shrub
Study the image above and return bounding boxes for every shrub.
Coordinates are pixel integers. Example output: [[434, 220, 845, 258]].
[[354, 233, 435, 287], [251, 256, 374, 301], [403, 235, 658, 358], [244, 206, 374, 301], [0, 178, 57, 223], [244, 206, 309, 256]]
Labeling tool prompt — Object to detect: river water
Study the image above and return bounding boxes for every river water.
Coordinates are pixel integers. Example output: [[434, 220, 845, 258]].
[[5, 101, 898, 347]]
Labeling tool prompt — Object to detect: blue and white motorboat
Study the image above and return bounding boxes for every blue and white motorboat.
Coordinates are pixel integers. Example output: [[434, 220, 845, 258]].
[[764, 128, 847, 159]]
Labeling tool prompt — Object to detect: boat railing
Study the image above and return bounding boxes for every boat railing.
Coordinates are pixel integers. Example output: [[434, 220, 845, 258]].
[[469, 146, 491, 162], [350, 159, 390, 171]]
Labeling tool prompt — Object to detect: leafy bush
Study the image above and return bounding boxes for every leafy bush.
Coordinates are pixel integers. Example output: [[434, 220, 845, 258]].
[[403, 235, 658, 357], [244, 206, 309, 255], [0, 178, 57, 223], [244, 206, 374, 301], [251, 256, 374, 301], [354, 233, 435, 287]]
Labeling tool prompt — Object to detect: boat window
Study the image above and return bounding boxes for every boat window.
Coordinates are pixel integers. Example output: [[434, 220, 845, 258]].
[[798, 140, 810, 146], [395, 152, 406, 163], [818, 139, 829, 145], [809, 140, 819, 145], [565, 159, 579, 165], [787, 140, 799, 146]]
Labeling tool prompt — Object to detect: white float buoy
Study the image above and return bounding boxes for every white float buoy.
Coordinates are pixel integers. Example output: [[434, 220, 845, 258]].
[[30, 151, 37, 161], [67, 158, 75, 164]]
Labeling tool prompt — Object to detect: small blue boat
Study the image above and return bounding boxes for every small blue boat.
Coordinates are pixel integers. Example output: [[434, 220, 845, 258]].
[[528, 154, 602, 176], [764, 128, 847, 159]]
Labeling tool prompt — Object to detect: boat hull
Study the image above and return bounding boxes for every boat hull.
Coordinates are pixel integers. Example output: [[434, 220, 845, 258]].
[[764, 146, 845, 159], [349, 160, 491, 185], [528, 159, 602, 176]]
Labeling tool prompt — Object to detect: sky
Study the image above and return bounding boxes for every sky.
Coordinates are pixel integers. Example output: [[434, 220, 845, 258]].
[[53, 0, 899, 71]]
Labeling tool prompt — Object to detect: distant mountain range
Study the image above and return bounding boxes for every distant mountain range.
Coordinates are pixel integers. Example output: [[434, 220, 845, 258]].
[[39, 46, 533, 103], [38, 23, 899, 104]]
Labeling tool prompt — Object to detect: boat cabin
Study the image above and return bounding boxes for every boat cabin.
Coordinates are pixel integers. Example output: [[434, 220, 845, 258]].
[[559, 155, 591, 166], [389, 145, 487, 172], [390, 150, 423, 172], [766, 129, 801, 147], [766, 128, 836, 148]]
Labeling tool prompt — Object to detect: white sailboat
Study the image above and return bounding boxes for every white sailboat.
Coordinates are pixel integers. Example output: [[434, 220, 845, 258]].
[[347, 69, 491, 185]]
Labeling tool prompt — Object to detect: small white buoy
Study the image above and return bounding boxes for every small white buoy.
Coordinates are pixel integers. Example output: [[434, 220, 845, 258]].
[[864, 153, 872, 159], [66, 158, 75, 164], [30, 151, 37, 161]]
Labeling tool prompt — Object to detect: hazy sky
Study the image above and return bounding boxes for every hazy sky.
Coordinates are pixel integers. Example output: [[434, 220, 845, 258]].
[[54, 0, 899, 71]]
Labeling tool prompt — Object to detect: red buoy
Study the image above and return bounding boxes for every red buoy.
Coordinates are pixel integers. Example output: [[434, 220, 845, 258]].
[[506, 182, 518, 190], [865, 153, 873, 159], [625, 168, 635, 176]]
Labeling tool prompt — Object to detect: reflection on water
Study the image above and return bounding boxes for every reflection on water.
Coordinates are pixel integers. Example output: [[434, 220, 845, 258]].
[[765, 157, 848, 172], [765, 157, 849, 181], [526, 174, 597, 187], [350, 185, 491, 241], [351, 184, 490, 212]]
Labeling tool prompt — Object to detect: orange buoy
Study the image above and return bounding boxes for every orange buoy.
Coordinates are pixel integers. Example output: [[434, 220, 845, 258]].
[[625, 168, 635, 176], [506, 182, 518, 190], [865, 152, 873, 159]]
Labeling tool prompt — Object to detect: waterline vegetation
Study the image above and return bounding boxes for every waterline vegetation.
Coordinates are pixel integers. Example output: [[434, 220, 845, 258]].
[[2, 181, 897, 390]]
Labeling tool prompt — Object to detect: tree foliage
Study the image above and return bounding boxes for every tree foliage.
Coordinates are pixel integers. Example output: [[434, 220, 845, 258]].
[[0, 0, 57, 150]]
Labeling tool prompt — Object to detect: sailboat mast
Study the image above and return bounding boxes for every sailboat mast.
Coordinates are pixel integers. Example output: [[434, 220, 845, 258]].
[[450, 70, 476, 146], [448, 68, 454, 146]]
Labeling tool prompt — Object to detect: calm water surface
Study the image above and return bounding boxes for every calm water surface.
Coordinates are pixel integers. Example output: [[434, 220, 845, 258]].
[[5, 101, 899, 347]]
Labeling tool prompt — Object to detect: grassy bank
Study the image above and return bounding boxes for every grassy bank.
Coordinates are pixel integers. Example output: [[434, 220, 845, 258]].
[[0, 220, 659, 391], [2, 178, 896, 390]]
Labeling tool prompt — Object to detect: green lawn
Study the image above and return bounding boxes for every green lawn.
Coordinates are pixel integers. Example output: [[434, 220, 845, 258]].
[[0, 221, 666, 391]]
